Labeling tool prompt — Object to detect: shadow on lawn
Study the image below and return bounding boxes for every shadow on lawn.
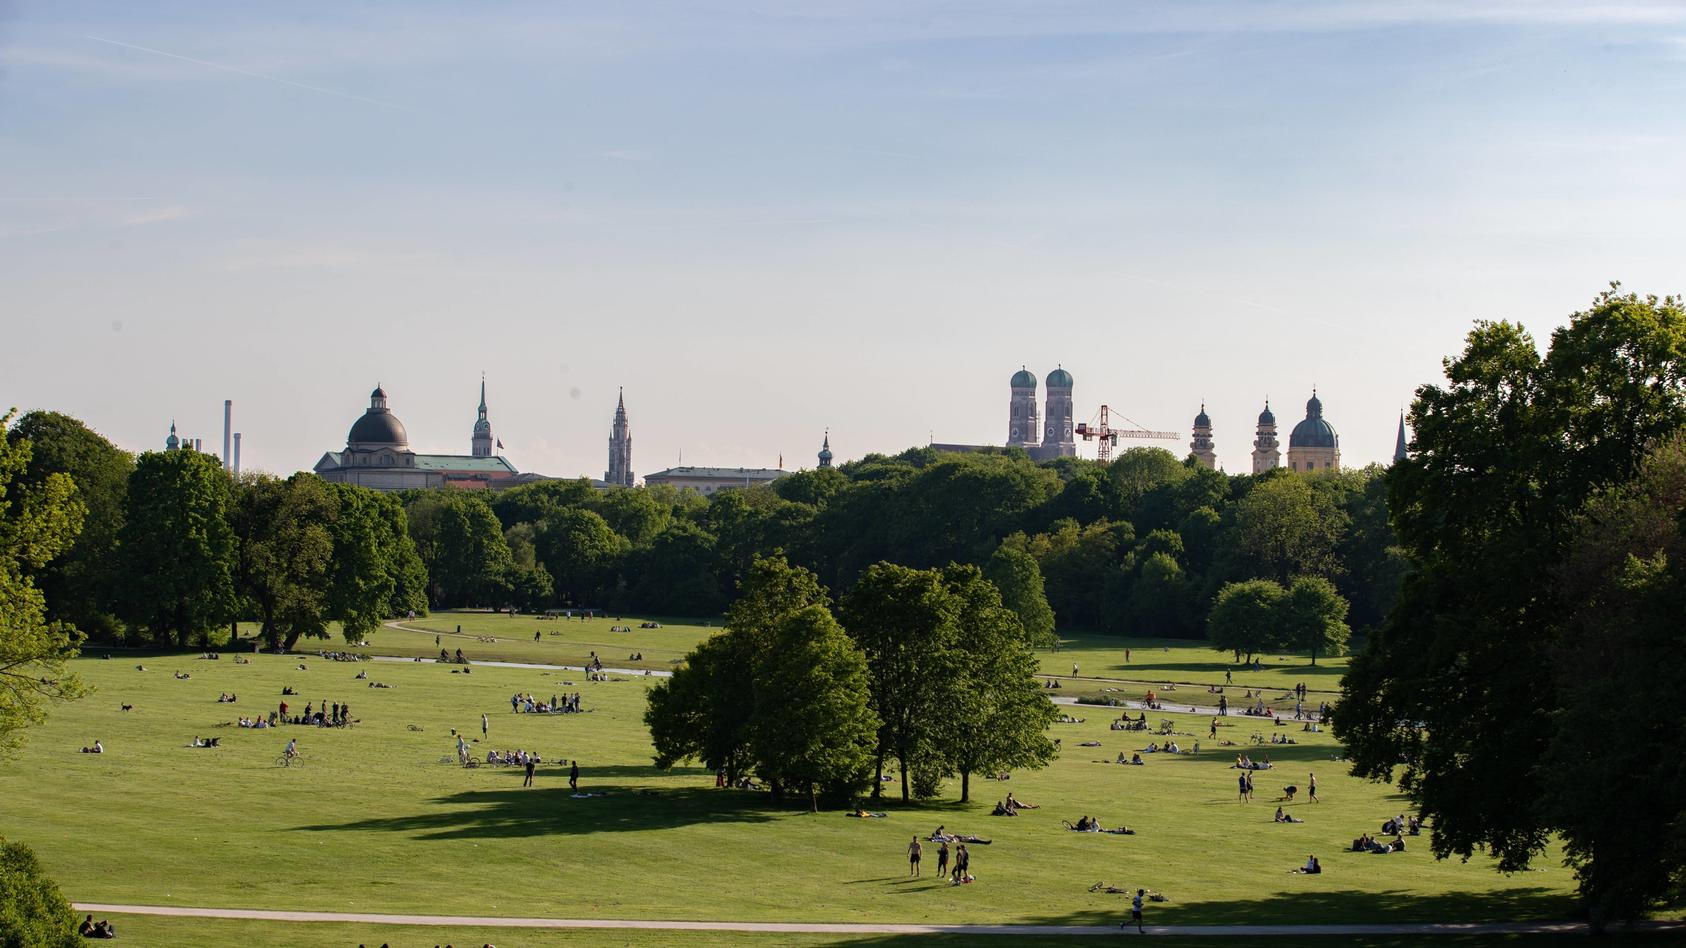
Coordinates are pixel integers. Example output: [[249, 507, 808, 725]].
[[296, 784, 776, 839]]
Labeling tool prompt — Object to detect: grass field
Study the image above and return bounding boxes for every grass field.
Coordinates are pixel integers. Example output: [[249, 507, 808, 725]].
[[3, 612, 1585, 946]]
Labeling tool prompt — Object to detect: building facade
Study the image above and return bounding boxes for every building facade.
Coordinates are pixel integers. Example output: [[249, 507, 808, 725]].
[[1251, 402, 1281, 473], [313, 384, 518, 491], [605, 389, 634, 487], [1190, 404, 1216, 469], [1285, 390, 1340, 472], [643, 466, 789, 495]]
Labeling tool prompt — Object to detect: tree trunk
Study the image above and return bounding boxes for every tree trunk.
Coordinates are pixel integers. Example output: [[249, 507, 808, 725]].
[[809, 781, 817, 814], [960, 768, 971, 803], [283, 627, 303, 652], [898, 754, 910, 803], [871, 753, 884, 801]]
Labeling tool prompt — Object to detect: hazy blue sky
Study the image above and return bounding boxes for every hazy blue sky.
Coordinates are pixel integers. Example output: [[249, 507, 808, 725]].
[[4, 1, 1684, 477]]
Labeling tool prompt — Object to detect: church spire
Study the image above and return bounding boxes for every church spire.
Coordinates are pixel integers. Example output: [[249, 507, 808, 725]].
[[606, 388, 634, 487], [818, 430, 834, 469], [1394, 411, 1408, 463], [471, 375, 494, 458]]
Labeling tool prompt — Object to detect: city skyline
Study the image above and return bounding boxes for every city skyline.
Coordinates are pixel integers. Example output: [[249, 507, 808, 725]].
[[6, 2, 1684, 475]]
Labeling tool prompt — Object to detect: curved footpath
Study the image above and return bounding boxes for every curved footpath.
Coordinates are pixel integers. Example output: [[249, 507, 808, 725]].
[[67, 904, 1685, 937]]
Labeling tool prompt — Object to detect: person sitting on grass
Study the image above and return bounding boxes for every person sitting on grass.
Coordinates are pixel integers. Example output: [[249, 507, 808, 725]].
[[1130, 753, 1144, 765], [1407, 815, 1423, 836], [1390, 834, 1407, 852], [1293, 855, 1322, 874], [1066, 816, 1097, 832], [1005, 793, 1038, 811], [1274, 806, 1303, 824], [990, 800, 1017, 816], [1351, 833, 1372, 852]]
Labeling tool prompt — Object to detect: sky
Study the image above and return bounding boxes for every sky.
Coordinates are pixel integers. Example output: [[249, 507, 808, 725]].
[[4, 1, 1685, 478]]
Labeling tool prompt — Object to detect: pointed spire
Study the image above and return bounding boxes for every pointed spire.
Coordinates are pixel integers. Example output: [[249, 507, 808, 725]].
[[1394, 411, 1409, 463], [479, 372, 487, 412]]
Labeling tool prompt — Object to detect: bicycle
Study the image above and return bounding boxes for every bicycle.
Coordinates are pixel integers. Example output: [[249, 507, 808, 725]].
[[275, 751, 304, 768]]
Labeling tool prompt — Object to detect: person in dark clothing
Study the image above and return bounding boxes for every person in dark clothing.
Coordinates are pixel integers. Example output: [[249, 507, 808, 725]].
[[524, 757, 536, 787], [569, 760, 579, 790]]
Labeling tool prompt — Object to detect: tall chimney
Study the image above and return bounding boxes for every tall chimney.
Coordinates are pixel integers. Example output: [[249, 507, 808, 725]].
[[233, 433, 242, 475], [223, 400, 232, 471], [194, 438, 202, 452]]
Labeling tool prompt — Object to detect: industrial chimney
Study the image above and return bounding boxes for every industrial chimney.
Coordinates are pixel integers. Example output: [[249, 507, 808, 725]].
[[233, 433, 242, 475], [223, 400, 232, 472]]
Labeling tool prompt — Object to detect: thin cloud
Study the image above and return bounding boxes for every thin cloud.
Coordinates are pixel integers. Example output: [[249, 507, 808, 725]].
[[84, 35, 418, 113]]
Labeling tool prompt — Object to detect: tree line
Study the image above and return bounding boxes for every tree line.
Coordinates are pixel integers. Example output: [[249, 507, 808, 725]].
[[644, 554, 1056, 810]]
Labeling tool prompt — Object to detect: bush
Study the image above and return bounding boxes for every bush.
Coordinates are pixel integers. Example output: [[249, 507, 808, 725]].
[[0, 838, 79, 948]]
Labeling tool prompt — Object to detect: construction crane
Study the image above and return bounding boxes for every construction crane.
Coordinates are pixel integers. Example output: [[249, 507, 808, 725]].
[[1075, 405, 1180, 463]]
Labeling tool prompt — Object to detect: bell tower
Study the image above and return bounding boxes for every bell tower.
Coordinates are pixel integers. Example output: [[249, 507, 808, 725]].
[[1252, 401, 1280, 473], [471, 375, 494, 458], [1191, 404, 1216, 469]]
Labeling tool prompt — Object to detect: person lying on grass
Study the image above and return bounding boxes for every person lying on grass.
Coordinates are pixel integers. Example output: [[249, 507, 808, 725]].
[[1064, 817, 1134, 834], [929, 826, 992, 844], [1004, 793, 1038, 811], [849, 809, 888, 818], [1091, 883, 1168, 899], [1274, 807, 1303, 824]]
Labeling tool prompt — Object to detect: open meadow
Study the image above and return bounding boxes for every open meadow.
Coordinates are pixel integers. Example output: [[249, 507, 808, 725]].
[[0, 613, 1590, 946]]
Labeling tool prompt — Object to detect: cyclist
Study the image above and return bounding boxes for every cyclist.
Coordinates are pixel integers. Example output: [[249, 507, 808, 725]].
[[283, 738, 299, 763]]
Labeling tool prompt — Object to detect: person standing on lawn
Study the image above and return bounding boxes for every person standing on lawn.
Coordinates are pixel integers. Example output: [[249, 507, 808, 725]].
[[908, 836, 922, 877]]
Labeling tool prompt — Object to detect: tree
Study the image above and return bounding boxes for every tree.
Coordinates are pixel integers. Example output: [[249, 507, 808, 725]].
[[1336, 288, 1686, 913], [1546, 435, 1686, 925], [231, 474, 335, 651], [750, 606, 879, 811], [983, 544, 1056, 647], [0, 838, 79, 948], [1231, 475, 1346, 583], [840, 562, 964, 801], [115, 449, 238, 645], [534, 507, 625, 607], [6, 411, 132, 640], [940, 565, 1057, 802], [1206, 579, 1285, 664], [0, 411, 87, 757], [647, 554, 830, 788], [1280, 575, 1350, 665], [405, 492, 516, 608], [326, 484, 427, 642]]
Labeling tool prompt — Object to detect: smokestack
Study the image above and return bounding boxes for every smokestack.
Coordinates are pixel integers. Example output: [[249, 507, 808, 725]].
[[223, 400, 232, 472], [194, 438, 202, 452], [234, 433, 242, 475]]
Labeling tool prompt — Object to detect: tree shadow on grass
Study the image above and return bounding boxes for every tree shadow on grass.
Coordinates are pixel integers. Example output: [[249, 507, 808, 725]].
[[1016, 884, 1568, 927], [295, 785, 776, 839]]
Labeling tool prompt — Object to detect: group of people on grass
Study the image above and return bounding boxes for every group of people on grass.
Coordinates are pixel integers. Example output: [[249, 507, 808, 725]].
[[78, 915, 116, 939], [276, 698, 353, 728], [909, 835, 974, 884], [509, 691, 585, 714], [988, 793, 1040, 816]]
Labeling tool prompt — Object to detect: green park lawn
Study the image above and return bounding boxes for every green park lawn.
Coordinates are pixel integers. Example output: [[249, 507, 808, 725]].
[[4, 614, 1582, 946]]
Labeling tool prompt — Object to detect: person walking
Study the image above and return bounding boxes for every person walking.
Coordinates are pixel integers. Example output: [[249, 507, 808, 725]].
[[1237, 771, 1248, 802], [1245, 770, 1255, 802], [569, 760, 580, 791], [1125, 648, 1131, 663], [523, 756, 536, 787], [953, 844, 970, 884], [936, 839, 950, 878], [1308, 771, 1318, 803], [908, 836, 922, 877], [481, 713, 489, 740], [1210, 718, 1218, 739]]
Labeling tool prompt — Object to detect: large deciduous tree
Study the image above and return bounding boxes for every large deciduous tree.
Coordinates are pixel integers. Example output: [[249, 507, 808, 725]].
[[1206, 579, 1285, 664], [1335, 288, 1686, 923], [750, 605, 879, 811], [116, 449, 238, 645], [231, 473, 335, 651], [5, 412, 132, 641], [983, 544, 1056, 648], [841, 562, 964, 801], [0, 412, 87, 756], [940, 565, 1057, 802], [1280, 575, 1350, 665], [1231, 474, 1346, 584]]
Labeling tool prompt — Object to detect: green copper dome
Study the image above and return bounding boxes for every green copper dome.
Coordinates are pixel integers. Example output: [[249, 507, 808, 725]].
[[1045, 367, 1073, 388], [1010, 368, 1037, 388]]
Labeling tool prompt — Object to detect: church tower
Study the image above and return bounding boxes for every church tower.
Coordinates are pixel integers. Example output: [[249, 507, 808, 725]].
[[165, 421, 180, 451], [1286, 389, 1340, 472], [1394, 411, 1408, 463], [1007, 367, 1039, 448], [1251, 401, 1280, 474], [1191, 403, 1216, 469], [818, 430, 834, 469], [471, 376, 494, 458], [1040, 366, 1076, 459], [606, 389, 634, 487]]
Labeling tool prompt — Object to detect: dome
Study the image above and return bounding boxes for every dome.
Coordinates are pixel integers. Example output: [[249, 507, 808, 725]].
[[1288, 392, 1338, 449], [1194, 404, 1211, 428], [1010, 368, 1037, 389], [1289, 416, 1338, 449], [349, 411, 408, 447], [348, 386, 409, 447], [1045, 367, 1073, 388], [1258, 402, 1276, 426]]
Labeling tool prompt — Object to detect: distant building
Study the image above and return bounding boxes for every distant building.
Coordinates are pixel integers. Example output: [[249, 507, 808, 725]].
[[937, 366, 1078, 460], [313, 384, 518, 491], [1251, 402, 1281, 474], [643, 466, 789, 495], [606, 389, 634, 487], [1190, 404, 1216, 469], [818, 431, 834, 469], [1394, 412, 1408, 463], [1285, 390, 1340, 472]]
